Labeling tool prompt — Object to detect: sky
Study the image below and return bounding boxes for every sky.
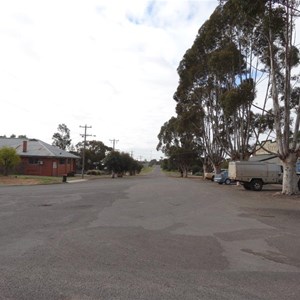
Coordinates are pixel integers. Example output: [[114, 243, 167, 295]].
[[0, 0, 219, 160]]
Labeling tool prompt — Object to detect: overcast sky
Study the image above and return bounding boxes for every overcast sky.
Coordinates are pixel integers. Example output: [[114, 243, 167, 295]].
[[0, 0, 218, 160]]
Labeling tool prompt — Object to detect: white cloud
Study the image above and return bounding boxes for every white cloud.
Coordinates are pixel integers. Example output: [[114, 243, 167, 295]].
[[0, 0, 218, 160]]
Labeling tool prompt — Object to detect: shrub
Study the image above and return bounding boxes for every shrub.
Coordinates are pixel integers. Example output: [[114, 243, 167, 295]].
[[0, 147, 21, 176], [86, 170, 101, 175]]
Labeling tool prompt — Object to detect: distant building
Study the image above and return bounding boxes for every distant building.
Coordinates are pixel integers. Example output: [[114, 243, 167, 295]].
[[252, 140, 300, 173], [255, 140, 278, 155], [250, 140, 280, 164], [0, 138, 79, 176]]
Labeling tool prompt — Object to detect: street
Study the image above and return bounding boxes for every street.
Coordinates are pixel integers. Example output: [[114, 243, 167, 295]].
[[0, 166, 300, 299]]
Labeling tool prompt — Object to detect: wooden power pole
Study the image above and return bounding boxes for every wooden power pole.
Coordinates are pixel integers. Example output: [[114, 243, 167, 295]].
[[80, 125, 93, 178]]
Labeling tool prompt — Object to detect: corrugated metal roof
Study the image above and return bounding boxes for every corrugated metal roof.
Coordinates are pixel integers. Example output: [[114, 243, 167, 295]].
[[249, 154, 280, 164], [0, 138, 80, 159]]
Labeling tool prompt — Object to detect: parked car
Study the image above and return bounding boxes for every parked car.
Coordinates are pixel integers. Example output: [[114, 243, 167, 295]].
[[204, 171, 215, 181], [205, 169, 227, 181], [214, 170, 231, 185]]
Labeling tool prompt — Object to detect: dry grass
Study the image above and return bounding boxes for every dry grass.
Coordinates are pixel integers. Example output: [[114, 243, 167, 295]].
[[0, 175, 62, 186]]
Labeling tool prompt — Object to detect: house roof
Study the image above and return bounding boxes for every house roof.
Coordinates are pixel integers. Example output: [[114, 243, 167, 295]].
[[0, 138, 80, 159], [249, 154, 281, 164]]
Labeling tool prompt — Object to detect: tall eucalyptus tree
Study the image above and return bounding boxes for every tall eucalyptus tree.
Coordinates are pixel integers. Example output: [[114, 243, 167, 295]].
[[223, 0, 300, 194], [174, 18, 226, 174], [174, 3, 269, 173]]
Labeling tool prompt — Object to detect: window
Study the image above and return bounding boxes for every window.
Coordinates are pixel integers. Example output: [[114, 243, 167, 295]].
[[59, 158, 66, 165], [29, 157, 39, 164]]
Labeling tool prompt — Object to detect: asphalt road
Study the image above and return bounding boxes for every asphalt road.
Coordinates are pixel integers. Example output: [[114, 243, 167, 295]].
[[0, 166, 300, 300]]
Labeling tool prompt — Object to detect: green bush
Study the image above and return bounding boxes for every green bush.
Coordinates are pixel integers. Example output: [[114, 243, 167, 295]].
[[191, 165, 202, 175], [0, 147, 21, 176], [194, 172, 203, 176]]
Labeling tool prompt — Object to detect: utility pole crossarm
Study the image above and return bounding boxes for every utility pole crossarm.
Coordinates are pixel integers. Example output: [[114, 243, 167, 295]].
[[110, 139, 119, 151]]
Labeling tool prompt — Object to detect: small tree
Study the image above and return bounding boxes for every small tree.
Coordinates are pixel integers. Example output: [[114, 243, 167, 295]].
[[0, 147, 21, 176], [157, 116, 200, 177], [52, 124, 71, 150], [103, 151, 123, 178]]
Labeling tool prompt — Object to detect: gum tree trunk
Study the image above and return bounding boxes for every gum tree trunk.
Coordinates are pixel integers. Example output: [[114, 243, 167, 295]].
[[282, 153, 299, 195]]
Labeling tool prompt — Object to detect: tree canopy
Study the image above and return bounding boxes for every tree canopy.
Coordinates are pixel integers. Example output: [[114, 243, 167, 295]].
[[75, 140, 112, 171], [157, 116, 200, 177], [158, 0, 300, 194], [103, 151, 142, 178], [0, 147, 21, 176], [52, 124, 72, 150]]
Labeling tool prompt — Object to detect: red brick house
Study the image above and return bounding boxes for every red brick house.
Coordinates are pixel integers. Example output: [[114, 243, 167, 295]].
[[0, 138, 80, 176]]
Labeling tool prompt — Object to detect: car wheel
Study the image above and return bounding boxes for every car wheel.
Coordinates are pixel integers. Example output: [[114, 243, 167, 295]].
[[224, 178, 231, 185], [243, 183, 251, 190], [250, 179, 263, 191]]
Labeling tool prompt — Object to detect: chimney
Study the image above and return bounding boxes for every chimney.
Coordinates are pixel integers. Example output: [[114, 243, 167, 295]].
[[23, 141, 28, 153]]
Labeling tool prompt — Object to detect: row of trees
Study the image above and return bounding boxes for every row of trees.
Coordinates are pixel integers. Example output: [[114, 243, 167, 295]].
[[103, 151, 143, 178], [51, 124, 144, 177], [0, 134, 27, 139], [158, 0, 300, 194]]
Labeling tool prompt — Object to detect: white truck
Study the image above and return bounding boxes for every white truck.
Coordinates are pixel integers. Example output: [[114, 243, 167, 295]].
[[228, 161, 283, 191]]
